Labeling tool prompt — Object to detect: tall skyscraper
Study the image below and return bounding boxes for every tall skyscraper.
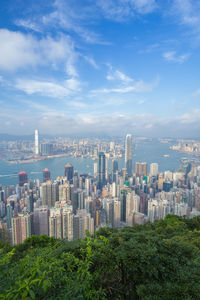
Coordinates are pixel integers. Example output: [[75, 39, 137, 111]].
[[64, 163, 74, 182], [135, 162, 148, 177], [150, 163, 159, 176], [73, 209, 94, 240], [43, 168, 51, 182], [18, 171, 28, 187], [40, 143, 53, 156], [97, 152, 106, 190], [49, 207, 62, 239], [125, 134, 133, 177], [35, 129, 39, 155], [62, 206, 73, 241], [12, 214, 33, 245], [33, 207, 49, 236], [112, 160, 118, 183], [40, 182, 58, 207]]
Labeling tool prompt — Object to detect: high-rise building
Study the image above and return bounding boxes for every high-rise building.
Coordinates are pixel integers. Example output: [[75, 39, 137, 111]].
[[97, 152, 106, 190], [150, 163, 159, 176], [6, 204, 13, 229], [102, 198, 121, 228], [40, 182, 58, 207], [35, 129, 39, 155], [73, 209, 94, 240], [43, 169, 51, 182], [33, 207, 49, 236], [12, 214, 33, 245], [125, 134, 133, 177], [62, 206, 73, 241], [64, 163, 74, 182], [27, 193, 34, 213], [94, 162, 98, 178], [18, 171, 28, 187], [126, 191, 140, 224], [135, 162, 147, 177], [49, 207, 62, 239], [40, 143, 53, 156], [112, 160, 118, 183]]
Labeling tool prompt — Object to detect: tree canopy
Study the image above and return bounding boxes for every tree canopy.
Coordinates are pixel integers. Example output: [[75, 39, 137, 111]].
[[1, 215, 200, 299]]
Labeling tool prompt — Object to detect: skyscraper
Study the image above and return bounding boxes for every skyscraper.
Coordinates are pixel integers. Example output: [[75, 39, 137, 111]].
[[43, 168, 51, 182], [64, 163, 74, 182], [135, 162, 148, 177], [18, 171, 28, 187], [12, 214, 33, 245], [150, 163, 159, 176], [97, 152, 106, 190], [33, 207, 49, 236], [125, 134, 133, 177], [35, 129, 39, 155], [112, 160, 118, 183]]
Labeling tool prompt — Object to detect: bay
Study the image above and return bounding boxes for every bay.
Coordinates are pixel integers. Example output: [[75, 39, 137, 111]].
[[0, 139, 197, 186]]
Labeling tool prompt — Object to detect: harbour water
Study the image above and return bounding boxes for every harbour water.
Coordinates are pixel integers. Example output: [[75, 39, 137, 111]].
[[0, 139, 197, 186]]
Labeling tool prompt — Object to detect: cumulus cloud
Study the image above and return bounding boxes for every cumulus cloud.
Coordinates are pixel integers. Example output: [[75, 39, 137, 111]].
[[0, 29, 77, 76], [15, 78, 81, 98], [1, 106, 200, 137]]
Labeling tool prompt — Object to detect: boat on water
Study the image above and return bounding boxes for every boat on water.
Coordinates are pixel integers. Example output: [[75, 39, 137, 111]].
[[163, 154, 170, 158]]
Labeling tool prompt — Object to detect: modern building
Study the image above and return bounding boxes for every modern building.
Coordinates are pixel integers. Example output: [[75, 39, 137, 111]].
[[43, 169, 51, 182], [12, 214, 33, 245], [73, 209, 94, 240], [135, 162, 147, 177], [97, 152, 106, 190], [62, 206, 73, 241], [64, 163, 74, 182], [35, 129, 39, 155], [18, 171, 28, 187], [125, 134, 133, 177], [27, 194, 34, 213], [40, 182, 59, 207], [40, 143, 53, 156], [33, 206, 49, 236], [112, 160, 118, 183], [150, 163, 159, 176], [49, 207, 62, 239]]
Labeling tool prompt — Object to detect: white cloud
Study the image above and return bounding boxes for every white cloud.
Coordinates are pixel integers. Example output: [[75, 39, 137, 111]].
[[162, 51, 190, 63], [107, 69, 133, 83], [91, 77, 159, 94], [1, 107, 200, 137], [97, 0, 157, 21], [15, 78, 81, 98], [83, 56, 99, 69], [0, 29, 78, 76], [15, 19, 41, 32], [41, 0, 107, 45], [179, 109, 200, 124], [172, 0, 200, 34]]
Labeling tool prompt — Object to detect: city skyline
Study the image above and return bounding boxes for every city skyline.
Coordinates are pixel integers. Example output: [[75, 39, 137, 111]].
[[0, 0, 200, 137]]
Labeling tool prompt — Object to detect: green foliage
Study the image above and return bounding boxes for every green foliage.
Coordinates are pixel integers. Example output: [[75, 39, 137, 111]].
[[1, 216, 200, 299]]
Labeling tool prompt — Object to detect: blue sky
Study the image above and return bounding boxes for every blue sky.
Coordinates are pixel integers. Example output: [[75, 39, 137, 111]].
[[0, 0, 200, 137]]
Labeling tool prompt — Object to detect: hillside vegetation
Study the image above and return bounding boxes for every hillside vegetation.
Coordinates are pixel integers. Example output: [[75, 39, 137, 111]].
[[1, 215, 200, 299]]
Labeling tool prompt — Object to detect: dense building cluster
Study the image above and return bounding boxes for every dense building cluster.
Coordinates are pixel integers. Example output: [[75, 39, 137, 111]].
[[0, 134, 200, 245]]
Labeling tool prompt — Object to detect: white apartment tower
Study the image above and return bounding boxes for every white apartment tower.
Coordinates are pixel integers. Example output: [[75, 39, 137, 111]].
[[150, 163, 159, 176], [125, 134, 133, 177], [35, 129, 39, 155]]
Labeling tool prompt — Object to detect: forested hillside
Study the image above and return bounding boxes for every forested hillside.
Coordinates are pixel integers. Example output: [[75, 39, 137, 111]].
[[1, 215, 200, 299]]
